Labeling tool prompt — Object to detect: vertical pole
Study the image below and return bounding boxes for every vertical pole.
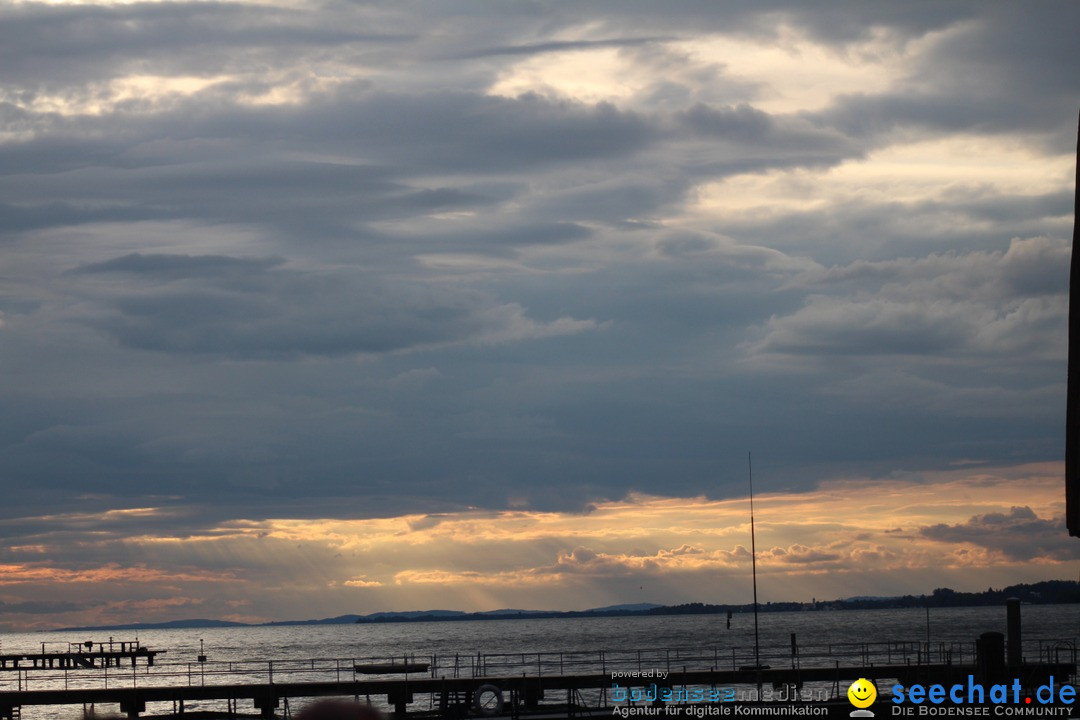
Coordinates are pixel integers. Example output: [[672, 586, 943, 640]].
[[1006, 598, 1022, 666], [925, 605, 931, 650], [749, 452, 762, 699]]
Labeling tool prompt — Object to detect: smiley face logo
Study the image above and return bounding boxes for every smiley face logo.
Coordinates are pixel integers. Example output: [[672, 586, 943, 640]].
[[848, 678, 876, 708]]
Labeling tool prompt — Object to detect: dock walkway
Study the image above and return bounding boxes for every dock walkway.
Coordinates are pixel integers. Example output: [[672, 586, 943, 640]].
[[0, 638, 1075, 719]]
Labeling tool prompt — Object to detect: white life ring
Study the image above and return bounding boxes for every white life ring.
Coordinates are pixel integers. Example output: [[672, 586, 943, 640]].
[[473, 684, 504, 716]]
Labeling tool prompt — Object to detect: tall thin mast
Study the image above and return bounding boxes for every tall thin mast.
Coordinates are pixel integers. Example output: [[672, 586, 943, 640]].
[[749, 452, 761, 694], [1067, 110, 1080, 536]]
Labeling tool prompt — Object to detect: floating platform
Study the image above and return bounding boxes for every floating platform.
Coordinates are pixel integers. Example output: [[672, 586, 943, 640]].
[[354, 663, 430, 675]]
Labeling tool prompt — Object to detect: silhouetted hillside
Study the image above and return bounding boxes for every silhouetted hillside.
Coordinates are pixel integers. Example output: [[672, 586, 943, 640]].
[[924, 580, 1080, 607], [55, 581, 1080, 631]]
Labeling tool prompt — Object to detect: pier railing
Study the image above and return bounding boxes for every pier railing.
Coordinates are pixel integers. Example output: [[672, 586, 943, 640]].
[[1, 637, 1075, 695]]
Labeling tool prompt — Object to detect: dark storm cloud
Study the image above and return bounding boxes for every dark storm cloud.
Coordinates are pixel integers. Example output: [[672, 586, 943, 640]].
[[71, 253, 285, 278], [0, 201, 181, 235], [64, 251, 596, 359], [189, 92, 656, 172], [767, 545, 841, 565], [0, 0, 1076, 536], [458, 37, 672, 59], [0, 2, 414, 87], [0, 600, 89, 614], [808, 5, 1080, 148], [0, 506, 208, 544], [717, 188, 1073, 269], [758, 237, 1068, 359], [0, 94, 658, 246], [678, 103, 854, 155], [0, 92, 658, 168], [919, 507, 1079, 562], [379, 222, 594, 257]]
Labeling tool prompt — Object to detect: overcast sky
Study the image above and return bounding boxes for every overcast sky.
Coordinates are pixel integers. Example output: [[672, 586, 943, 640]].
[[1, 0, 1079, 630]]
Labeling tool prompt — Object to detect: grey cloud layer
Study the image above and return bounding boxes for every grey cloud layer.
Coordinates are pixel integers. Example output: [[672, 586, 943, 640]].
[[0, 1, 1076, 527], [67, 252, 594, 358], [920, 507, 1079, 562]]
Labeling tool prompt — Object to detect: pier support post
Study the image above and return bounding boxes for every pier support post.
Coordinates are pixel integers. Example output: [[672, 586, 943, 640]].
[[1006, 598, 1022, 667], [387, 691, 412, 719], [523, 679, 543, 708], [254, 694, 278, 719], [119, 699, 145, 719]]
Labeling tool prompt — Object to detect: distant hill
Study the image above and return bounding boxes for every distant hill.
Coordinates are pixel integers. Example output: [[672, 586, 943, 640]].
[[362, 610, 465, 620], [588, 603, 665, 613], [53, 581, 1080, 631], [261, 615, 365, 626], [57, 618, 248, 631]]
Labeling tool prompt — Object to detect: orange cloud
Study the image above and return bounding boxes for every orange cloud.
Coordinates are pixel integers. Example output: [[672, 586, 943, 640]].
[[0, 562, 235, 586], [0, 461, 1073, 629]]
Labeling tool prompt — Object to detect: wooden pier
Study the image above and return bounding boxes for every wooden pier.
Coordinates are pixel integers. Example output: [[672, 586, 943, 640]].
[[0, 643, 1074, 720], [0, 641, 163, 671]]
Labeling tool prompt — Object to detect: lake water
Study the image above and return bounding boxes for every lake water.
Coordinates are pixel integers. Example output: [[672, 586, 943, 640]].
[[2, 605, 1077, 718], [3, 605, 1077, 661]]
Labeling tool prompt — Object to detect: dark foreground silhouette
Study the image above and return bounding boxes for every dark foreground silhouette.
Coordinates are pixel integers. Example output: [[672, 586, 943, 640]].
[[296, 700, 384, 720]]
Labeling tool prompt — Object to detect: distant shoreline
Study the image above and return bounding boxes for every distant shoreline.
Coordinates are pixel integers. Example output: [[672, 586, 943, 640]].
[[52, 580, 1080, 632]]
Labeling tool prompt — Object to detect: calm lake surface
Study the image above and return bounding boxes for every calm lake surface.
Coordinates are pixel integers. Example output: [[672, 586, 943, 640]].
[[3, 605, 1077, 660], [2, 605, 1077, 718]]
